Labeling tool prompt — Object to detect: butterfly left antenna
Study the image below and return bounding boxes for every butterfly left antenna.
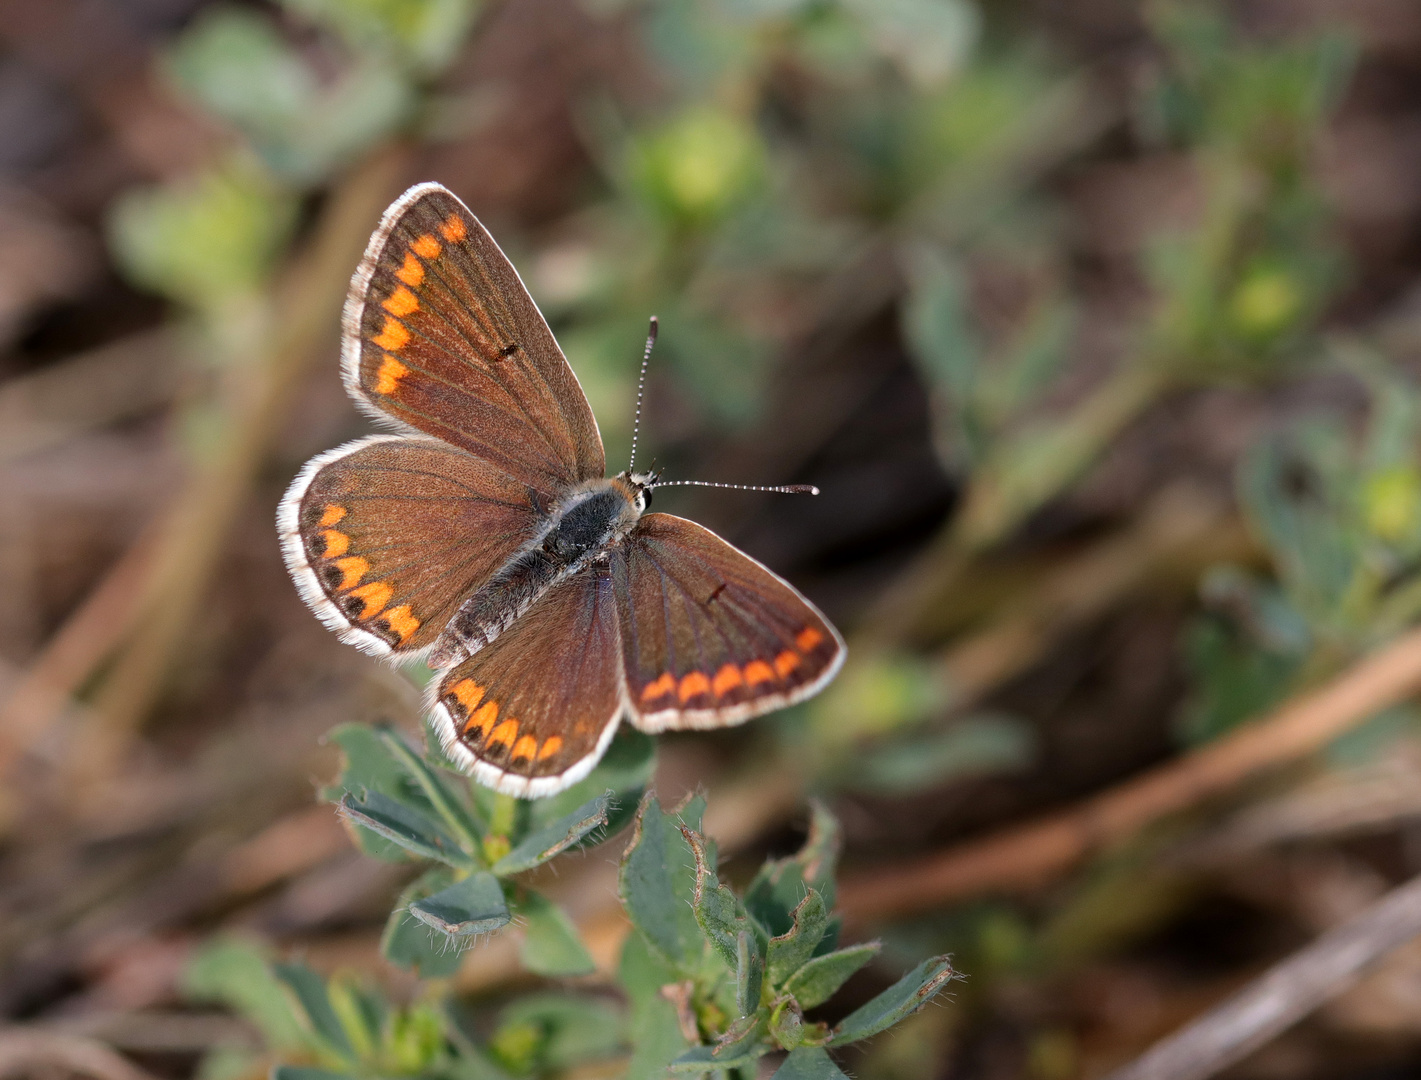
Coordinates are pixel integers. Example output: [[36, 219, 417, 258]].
[[627, 316, 658, 473]]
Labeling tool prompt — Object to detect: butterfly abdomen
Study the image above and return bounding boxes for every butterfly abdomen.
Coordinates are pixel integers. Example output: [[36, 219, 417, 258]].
[[428, 479, 641, 668]]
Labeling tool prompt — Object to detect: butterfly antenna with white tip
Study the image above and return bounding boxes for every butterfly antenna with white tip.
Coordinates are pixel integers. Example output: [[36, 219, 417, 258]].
[[627, 316, 658, 473], [649, 479, 819, 496]]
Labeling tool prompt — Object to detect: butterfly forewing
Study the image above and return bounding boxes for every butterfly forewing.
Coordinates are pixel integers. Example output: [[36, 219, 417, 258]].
[[430, 569, 624, 797], [613, 514, 845, 732], [343, 183, 604, 496], [279, 435, 543, 658]]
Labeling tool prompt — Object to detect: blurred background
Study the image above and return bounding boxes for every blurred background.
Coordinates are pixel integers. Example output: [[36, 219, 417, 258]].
[[7, 0, 1421, 1076]]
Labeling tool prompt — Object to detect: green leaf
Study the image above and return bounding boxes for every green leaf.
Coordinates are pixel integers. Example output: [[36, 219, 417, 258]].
[[108, 161, 296, 310], [324, 724, 412, 799], [375, 727, 484, 846], [668, 1016, 769, 1073], [183, 937, 309, 1051], [493, 793, 611, 875], [782, 943, 881, 1010], [272, 963, 353, 1057], [280, 0, 480, 74], [338, 791, 471, 866], [828, 956, 958, 1046], [736, 930, 764, 1017], [774, 1046, 851, 1079], [381, 869, 467, 976], [272, 1069, 355, 1080], [324, 725, 426, 862], [618, 933, 693, 1080], [165, 8, 412, 185], [766, 890, 828, 988], [619, 793, 706, 971], [409, 871, 511, 936], [745, 802, 841, 937], [518, 891, 596, 977], [682, 825, 763, 970]]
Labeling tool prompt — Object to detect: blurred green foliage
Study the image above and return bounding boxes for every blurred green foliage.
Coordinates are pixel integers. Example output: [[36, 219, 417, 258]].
[[1182, 363, 1421, 744]]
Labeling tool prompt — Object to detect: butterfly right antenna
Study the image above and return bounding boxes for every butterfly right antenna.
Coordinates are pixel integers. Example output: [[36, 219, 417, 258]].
[[627, 316, 658, 474]]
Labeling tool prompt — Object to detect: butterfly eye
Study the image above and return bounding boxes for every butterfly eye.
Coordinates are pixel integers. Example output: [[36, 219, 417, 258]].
[[641, 489, 653, 510]]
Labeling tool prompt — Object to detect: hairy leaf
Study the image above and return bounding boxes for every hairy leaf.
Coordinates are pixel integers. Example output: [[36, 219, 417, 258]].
[[381, 869, 466, 976], [619, 793, 706, 970], [828, 956, 957, 1046], [783, 942, 881, 1010], [745, 802, 840, 937], [766, 889, 828, 988], [337, 791, 470, 867], [773, 1046, 851, 1079], [409, 871, 510, 936], [493, 793, 611, 874]]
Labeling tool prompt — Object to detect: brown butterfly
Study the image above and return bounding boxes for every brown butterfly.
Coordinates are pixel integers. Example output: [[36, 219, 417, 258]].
[[278, 183, 845, 797]]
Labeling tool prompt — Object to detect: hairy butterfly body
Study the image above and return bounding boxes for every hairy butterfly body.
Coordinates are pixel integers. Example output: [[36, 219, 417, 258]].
[[278, 183, 845, 797]]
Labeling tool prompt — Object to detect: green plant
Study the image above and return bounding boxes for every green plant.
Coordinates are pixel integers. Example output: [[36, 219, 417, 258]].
[[187, 781, 957, 1079], [325, 723, 653, 978]]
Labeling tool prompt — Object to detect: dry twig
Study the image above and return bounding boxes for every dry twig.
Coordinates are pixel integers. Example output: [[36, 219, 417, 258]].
[[839, 624, 1421, 921], [1102, 871, 1421, 1080], [0, 1030, 160, 1080]]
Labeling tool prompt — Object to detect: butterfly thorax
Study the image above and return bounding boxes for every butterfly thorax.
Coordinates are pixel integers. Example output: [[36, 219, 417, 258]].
[[427, 474, 647, 669]]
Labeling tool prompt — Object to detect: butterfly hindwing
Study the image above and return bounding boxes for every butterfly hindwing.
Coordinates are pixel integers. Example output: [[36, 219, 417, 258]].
[[612, 513, 845, 732], [430, 567, 625, 797], [343, 182, 604, 497], [278, 435, 543, 659]]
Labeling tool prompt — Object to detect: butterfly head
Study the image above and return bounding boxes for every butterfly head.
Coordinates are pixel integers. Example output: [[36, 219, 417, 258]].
[[616, 468, 661, 513]]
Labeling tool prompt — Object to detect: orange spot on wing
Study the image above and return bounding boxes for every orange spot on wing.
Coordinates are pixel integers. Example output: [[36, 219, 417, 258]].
[[449, 679, 484, 713], [440, 214, 467, 243], [320, 529, 350, 558], [319, 504, 346, 527], [383, 604, 420, 644], [334, 556, 369, 590], [396, 251, 424, 286], [373, 316, 410, 352], [678, 671, 711, 702], [712, 664, 743, 696], [374, 355, 408, 395], [350, 581, 393, 619], [488, 718, 519, 748], [641, 672, 676, 702], [511, 735, 538, 761], [796, 627, 824, 652], [744, 660, 775, 686], [412, 233, 442, 259], [382, 285, 419, 317], [775, 650, 800, 678], [466, 700, 498, 737], [537, 736, 563, 761]]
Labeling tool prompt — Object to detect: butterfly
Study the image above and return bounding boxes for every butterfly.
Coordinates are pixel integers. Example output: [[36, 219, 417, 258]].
[[277, 183, 845, 797]]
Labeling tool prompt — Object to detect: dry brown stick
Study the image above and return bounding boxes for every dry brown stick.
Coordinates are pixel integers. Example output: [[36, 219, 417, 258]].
[[1101, 870, 1421, 1080], [80, 145, 410, 770], [0, 520, 164, 774], [0, 1029, 161, 1080], [838, 623, 1421, 922]]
